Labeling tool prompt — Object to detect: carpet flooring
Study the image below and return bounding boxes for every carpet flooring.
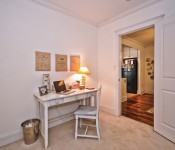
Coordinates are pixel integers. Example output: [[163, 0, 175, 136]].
[[0, 111, 174, 150]]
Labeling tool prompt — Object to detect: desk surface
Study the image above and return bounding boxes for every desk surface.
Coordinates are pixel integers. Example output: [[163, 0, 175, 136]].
[[34, 89, 97, 102]]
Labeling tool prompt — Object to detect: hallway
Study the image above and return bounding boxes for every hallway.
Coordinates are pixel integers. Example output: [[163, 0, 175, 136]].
[[122, 94, 154, 126]]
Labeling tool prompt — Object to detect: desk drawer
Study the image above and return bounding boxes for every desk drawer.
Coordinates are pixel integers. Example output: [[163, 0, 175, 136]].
[[48, 98, 64, 107], [64, 94, 87, 103], [87, 91, 96, 97]]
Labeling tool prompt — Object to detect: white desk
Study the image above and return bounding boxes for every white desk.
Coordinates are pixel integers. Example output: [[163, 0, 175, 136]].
[[34, 89, 97, 149]]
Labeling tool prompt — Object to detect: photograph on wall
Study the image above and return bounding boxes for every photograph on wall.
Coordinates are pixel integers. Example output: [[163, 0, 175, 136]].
[[55, 54, 67, 71], [70, 55, 80, 71], [35, 51, 51, 71], [38, 85, 48, 96]]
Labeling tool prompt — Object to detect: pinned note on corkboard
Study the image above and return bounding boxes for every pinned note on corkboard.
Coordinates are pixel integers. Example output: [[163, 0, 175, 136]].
[[35, 51, 51, 71], [70, 55, 80, 71], [55, 54, 67, 71]]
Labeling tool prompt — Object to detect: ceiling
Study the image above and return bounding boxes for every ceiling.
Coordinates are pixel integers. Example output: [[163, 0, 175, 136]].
[[32, 0, 162, 27], [123, 27, 154, 46]]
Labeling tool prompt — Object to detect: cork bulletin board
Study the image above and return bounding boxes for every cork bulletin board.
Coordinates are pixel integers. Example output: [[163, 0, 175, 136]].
[[55, 54, 68, 71], [70, 55, 80, 71], [35, 51, 51, 71]]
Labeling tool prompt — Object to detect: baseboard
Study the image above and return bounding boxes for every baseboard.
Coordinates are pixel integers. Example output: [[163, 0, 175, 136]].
[[122, 96, 127, 102], [145, 90, 154, 94], [100, 106, 117, 116], [0, 131, 23, 147], [49, 113, 74, 128], [141, 90, 145, 94], [0, 113, 75, 147]]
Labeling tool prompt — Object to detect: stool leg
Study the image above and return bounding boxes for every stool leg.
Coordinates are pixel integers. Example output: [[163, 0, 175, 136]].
[[96, 117, 100, 140], [75, 115, 78, 139]]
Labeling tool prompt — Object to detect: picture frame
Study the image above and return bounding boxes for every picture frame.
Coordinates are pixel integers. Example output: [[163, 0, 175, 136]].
[[42, 74, 51, 93], [38, 85, 48, 96], [55, 54, 68, 71], [70, 55, 80, 71], [35, 51, 51, 71]]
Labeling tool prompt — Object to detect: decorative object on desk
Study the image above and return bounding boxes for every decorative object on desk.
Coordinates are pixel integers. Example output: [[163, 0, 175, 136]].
[[51, 84, 55, 91], [72, 81, 80, 89], [78, 66, 90, 87], [42, 74, 51, 92], [86, 87, 95, 90], [70, 55, 80, 71], [55, 54, 67, 71], [35, 51, 51, 71], [79, 85, 85, 90], [38, 85, 48, 96]]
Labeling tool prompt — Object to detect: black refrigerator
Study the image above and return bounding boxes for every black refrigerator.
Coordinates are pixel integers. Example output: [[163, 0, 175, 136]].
[[122, 58, 137, 94]]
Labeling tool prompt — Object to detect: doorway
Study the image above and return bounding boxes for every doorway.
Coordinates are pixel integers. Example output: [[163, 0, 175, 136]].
[[121, 27, 154, 126]]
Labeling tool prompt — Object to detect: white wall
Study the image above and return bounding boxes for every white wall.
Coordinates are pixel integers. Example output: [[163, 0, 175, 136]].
[[0, 0, 98, 146], [98, 1, 165, 114], [165, 0, 175, 17]]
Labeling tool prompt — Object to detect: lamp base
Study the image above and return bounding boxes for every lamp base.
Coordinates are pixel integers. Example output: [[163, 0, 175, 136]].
[[81, 75, 86, 87]]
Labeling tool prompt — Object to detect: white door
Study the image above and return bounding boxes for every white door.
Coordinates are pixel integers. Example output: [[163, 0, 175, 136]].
[[154, 14, 175, 143]]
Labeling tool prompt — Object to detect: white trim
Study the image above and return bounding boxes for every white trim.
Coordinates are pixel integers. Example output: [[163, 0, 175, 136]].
[[122, 96, 127, 102], [115, 15, 164, 117], [31, 0, 98, 27], [100, 106, 117, 116], [99, 0, 163, 27], [145, 90, 154, 94], [31, 0, 163, 28], [122, 36, 145, 48], [0, 131, 23, 147]]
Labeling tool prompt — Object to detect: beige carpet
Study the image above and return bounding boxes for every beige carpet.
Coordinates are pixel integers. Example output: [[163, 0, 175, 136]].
[[0, 111, 174, 150]]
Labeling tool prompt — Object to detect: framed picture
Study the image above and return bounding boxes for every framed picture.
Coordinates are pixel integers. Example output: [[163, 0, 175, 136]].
[[55, 54, 68, 71], [70, 55, 80, 71], [38, 85, 48, 96], [35, 51, 51, 71]]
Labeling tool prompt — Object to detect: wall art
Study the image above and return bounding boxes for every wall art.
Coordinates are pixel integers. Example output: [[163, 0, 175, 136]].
[[146, 57, 154, 80], [70, 55, 80, 71], [55, 54, 67, 71], [35, 51, 51, 71]]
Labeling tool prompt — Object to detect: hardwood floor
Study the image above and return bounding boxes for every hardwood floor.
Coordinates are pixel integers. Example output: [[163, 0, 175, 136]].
[[122, 94, 154, 126]]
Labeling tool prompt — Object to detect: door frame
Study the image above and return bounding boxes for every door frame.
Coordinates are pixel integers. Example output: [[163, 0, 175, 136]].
[[115, 15, 164, 117]]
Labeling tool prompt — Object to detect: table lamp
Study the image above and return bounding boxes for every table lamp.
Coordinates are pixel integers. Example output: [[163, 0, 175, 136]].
[[78, 66, 90, 87]]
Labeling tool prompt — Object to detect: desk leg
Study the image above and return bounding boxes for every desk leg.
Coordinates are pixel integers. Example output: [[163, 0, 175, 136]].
[[44, 105, 48, 149]]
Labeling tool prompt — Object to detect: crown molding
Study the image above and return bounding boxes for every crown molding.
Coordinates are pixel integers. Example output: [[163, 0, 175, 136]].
[[122, 36, 145, 48], [30, 0, 163, 28], [30, 0, 98, 27], [98, 0, 163, 27]]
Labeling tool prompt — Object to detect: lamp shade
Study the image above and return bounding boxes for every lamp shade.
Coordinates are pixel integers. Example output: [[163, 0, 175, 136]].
[[78, 67, 90, 74]]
